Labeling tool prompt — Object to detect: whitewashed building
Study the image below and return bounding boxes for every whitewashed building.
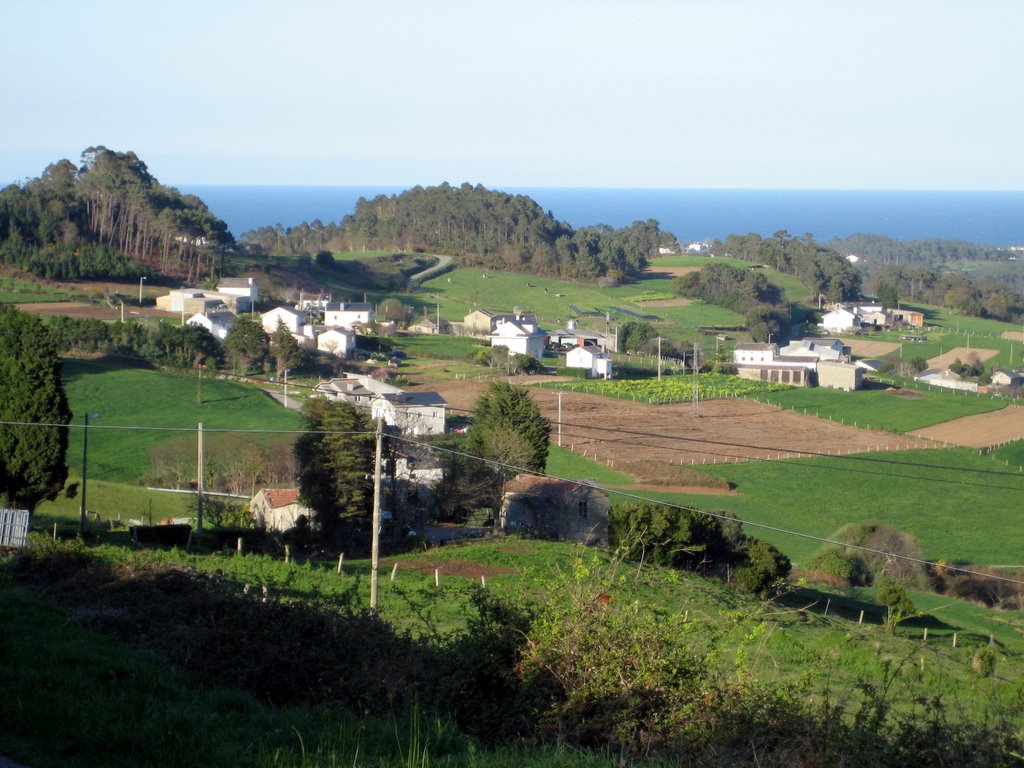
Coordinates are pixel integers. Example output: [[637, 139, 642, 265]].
[[566, 346, 612, 378], [260, 306, 306, 334], [316, 328, 356, 358], [489, 316, 546, 359], [324, 302, 375, 329], [186, 310, 236, 340]]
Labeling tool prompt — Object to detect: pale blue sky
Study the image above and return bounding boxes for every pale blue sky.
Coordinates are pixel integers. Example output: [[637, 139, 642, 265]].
[[2, 0, 1021, 189]]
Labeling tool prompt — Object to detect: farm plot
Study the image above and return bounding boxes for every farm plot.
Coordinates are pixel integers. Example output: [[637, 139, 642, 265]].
[[909, 405, 1024, 448], [927, 346, 999, 369], [840, 338, 900, 357], [428, 379, 933, 485]]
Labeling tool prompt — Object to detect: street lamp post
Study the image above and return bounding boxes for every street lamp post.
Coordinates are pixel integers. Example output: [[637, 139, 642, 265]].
[[284, 369, 290, 409], [139, 276, 147, 304]]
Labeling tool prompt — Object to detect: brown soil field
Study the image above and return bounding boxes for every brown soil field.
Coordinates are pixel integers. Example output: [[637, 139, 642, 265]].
[[908, 405, 1024, 448], [390, 557, 518, 580], [1002, 331, 1024, 342], [639, 298, 692, 307], [425, 378, 933, 485], [927, 347, 999, 369], [840, 338, 900, 357], [642, 264, 700, 279], [16, 301, 168, 321]]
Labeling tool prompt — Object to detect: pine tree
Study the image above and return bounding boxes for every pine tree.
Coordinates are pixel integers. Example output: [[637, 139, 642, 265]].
[[0, 306, 71, 510], [294, 398, 374, 543]]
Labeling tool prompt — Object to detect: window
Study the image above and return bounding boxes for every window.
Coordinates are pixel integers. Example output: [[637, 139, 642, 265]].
[[578, 500, 588, 519]]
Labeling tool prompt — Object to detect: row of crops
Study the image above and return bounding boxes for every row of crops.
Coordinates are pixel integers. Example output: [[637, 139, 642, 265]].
[[536, 374, 790, 403]]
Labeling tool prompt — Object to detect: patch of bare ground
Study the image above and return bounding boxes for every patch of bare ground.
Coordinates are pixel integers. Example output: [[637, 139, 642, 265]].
[[840, 338, 900, 357], [909, 405, 1024, 448], [638, 298, 692, 307], [641, 264, 701, 279], [1002, 331, 1024, 342], [885, 387, 924, 398], [428, 379, 934, 487], [609, 484, 737, 495], [392, 558, 518, 579], [927, 347, 999, 369]]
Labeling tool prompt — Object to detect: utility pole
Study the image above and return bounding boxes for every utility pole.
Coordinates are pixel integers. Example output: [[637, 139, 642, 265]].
[[196, 422, 204, 532], [79, 413, 89, 536], [370, 419, 384, 613], [657, 336, 663, 380], [692, 342, 701, 414], [556, 390, 564, 447]]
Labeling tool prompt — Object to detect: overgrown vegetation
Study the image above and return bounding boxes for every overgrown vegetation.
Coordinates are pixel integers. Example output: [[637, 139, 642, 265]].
[[2, 539, 1021, 767]]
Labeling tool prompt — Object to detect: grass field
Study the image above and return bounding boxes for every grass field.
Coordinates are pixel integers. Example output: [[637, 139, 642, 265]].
[[650, 447, 1024, 566], [60, 358, 305, 485], [417, 268, 747, 344], [752, 378, 1008, 433]]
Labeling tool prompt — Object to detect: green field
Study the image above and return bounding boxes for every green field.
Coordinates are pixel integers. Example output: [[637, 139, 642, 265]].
[[60, 358, 305, 485], [655, 447, 1024, 566], [754, 379, 1008, 433]]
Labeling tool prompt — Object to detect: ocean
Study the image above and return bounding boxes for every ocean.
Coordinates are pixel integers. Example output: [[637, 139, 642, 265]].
[[180, 185, 1024, 247]]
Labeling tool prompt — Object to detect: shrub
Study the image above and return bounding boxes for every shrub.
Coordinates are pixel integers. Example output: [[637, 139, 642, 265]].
[[734, 540, 791, 597], [806, 545, 869, 586]]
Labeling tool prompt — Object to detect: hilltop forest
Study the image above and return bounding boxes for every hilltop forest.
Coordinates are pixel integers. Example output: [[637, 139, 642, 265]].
[[0, 147, 233, 283], [242, 183, 667, 281]]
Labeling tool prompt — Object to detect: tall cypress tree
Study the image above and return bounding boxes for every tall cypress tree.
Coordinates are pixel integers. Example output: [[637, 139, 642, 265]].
[[0, 306, 71, 510]]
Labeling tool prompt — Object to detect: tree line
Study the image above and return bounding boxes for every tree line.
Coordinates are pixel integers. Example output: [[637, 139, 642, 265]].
[[242, 182, 667, 281], [673, 262, 792, 342], [0, 147, 233, 283], [863, 263, 1024, 322], [830, 233, 1010, 267], [712, 231, 861, 301]]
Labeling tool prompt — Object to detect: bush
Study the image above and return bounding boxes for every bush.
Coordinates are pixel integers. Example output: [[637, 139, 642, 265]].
[[806, 545, 869, 586], [734, 539, 791, 597]]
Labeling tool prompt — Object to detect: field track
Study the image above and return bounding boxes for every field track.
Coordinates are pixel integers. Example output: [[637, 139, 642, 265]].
[[909, 404, 1024, 448]]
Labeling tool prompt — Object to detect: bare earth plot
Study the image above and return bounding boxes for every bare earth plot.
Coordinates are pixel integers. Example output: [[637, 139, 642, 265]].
[[426, 379, 933, 487], [840, 338, 900, 357], [909, 405, 1024, 448], [641, 264, 700, 279], [638, 298, 692, 307], [1001, 331, 1024, 342], [927, 346, 999, 369], [16, 301, 169, 321]]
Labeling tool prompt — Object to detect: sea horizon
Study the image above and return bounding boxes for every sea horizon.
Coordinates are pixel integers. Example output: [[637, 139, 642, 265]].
[[179, 184, 1024, 247]]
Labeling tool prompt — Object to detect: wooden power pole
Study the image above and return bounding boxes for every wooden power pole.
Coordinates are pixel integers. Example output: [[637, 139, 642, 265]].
[[370, 419, 384, 612]]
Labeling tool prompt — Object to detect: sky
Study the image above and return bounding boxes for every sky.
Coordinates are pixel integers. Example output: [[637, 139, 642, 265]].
[[2, 0, 1021, 190]]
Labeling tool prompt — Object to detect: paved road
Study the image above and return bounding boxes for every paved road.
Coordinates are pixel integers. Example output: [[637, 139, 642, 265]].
[[407, 254, 453, 284]]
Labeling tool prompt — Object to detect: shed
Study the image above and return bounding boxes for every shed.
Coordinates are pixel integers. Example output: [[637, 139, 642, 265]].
[[500, 476, 608, 546]]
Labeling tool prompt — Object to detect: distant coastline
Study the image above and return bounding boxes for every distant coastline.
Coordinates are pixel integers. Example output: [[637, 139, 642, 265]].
[[180, 185, 1024, 246]]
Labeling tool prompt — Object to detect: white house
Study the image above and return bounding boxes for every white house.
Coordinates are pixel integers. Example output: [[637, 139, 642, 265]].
[[820, 307, 861, 333], [566, 346, 612, 378], [732, 342, 778, 365], [915, 368, 979, 393], [489, 316, 546, 359], [217, 277, 259, 310], [371, 391, 448, 435], [316, 328, 356, 358], [250, 488, 315, 532], [312, 374, 446, 435], [186, 310, 236, 340], [260, 306, 306, 334], [324, 302, 375, 329]]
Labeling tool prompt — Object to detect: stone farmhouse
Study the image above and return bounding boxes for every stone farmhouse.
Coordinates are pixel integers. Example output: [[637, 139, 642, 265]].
[[500, 476, 609, 546], [250, 488, 314, 532]]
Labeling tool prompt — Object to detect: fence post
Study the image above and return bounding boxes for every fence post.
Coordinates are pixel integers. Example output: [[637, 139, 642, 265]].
[[337, 553, 345, 574]]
